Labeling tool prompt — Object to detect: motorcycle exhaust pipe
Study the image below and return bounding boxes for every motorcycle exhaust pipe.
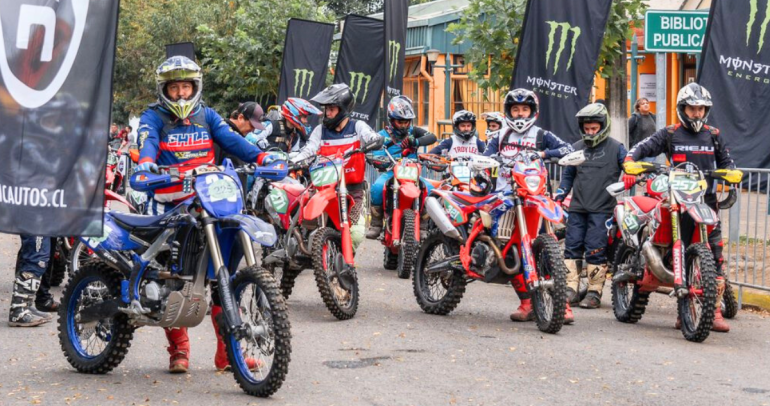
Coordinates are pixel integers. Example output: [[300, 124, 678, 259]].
[[641, 241, 674, 284], [478, 235, 520, 275], [425, 196, 462, 241]]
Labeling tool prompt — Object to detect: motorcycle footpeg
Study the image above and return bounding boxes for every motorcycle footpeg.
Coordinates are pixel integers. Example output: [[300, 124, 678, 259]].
[[337, 264, 357, 291]]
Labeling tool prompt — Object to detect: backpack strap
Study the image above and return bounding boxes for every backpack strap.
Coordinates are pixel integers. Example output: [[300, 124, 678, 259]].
[[536, 128, 545, 150]]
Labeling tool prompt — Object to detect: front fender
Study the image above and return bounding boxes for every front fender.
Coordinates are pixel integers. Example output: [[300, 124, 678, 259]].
[[221, 214, 277, 247], [683, 202, 719, 226], [525, 195, 564, 223], [400, 182, 421, 200], [303, 187, 336, 221]]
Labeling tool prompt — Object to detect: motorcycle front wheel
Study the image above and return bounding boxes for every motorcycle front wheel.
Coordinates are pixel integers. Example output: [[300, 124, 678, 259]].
[[226, 266, 292, 397], [721, 279, 738, 319], [679, 243, 717, 343], [397, 209, 418, 279], [311, 228, 359, 320], [531, 235, 567, 334]]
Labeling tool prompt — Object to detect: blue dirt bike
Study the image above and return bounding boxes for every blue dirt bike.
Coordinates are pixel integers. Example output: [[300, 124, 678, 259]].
[[57, 159, 291, 397]]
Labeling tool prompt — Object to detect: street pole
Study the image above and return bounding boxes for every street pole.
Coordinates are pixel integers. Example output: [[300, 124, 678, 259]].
[[655, 52, 667, 130]]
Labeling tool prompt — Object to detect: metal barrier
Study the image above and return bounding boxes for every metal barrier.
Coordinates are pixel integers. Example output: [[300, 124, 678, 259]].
[[722, 168, 770, 307]]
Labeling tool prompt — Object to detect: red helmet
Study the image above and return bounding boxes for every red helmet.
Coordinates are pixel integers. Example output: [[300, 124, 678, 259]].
[[281, 97, 321, 136]]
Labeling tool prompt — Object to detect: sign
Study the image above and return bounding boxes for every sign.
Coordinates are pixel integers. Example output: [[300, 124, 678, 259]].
[[511, 0, 613, 142], [384, 0, 408, 103], [639, 74, 656, 101], [0, 0, 120, 236], [277, 19, 335, 104], [645, 10, 709, 53]]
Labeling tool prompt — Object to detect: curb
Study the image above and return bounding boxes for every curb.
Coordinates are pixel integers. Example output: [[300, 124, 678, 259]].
[[740, 290, 770, 312]]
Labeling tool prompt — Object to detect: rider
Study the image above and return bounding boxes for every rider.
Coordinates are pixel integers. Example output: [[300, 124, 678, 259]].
[[290, 84, 383, 249], [136, 56, 278, 373], [625, 82, 735, 333], [481, 111, 506, 141], [484, 89, 573, 324], [8, 236, 60, 327], [556, 103, 627, 310], [428, 110, 486, 158], [248, 98, 322, 154], [366, 96, 437, 239]]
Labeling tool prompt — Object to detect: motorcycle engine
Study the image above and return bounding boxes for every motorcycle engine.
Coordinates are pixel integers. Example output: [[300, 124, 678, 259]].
[[471, 242, 496, 276]]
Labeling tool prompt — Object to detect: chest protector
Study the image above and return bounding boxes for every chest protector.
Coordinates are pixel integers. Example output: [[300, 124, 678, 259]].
[[498, 127, 544, 160], [448, 135, 480, 158], [318, 120, 366, 184]]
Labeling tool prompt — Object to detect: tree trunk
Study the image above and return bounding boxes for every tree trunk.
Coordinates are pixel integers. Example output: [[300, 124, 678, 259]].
[[607, 44, 628, 147]]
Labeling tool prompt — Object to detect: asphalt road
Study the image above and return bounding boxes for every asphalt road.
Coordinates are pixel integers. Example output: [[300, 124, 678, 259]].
[[0, 233, 769, 406]]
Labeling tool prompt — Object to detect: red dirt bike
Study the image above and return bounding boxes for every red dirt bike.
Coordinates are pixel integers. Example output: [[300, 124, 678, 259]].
[[261, 140, 381, 320], [419, 154, 473, 192], [414, 149, 569, 334], [366, 149, 441, 279], [607, 161, 742, 342]]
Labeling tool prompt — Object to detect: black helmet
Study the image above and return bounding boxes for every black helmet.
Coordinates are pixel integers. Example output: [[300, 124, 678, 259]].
[[311, 84, 355, 130], [469, 158, 498, 197], [452, 110, 477, 141], [676, 83, 712, 133]]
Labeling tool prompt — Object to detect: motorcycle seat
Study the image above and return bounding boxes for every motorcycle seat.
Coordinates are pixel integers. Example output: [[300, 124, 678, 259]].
[[630, 196, 659, 214], [110, 211, 167, 229]]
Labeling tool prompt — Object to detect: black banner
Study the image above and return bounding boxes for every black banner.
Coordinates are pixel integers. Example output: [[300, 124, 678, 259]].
[[384, 0, 408, 103], [166, 42, 195, 60], [698, 0, 770, 169], [0, 0, 120, 236], [277, 19, 334, 104], [511, 0, 612, 142], [334, 14, 385, 127]]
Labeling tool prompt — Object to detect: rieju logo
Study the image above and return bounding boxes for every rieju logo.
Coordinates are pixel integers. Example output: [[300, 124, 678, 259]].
[[545, 21, 581, 75], [747, 0, 770, 54], [349, 71, 371, 103], [387, 40, 401, 82], [293, 69, 314, 98], [0, 0, 89, 109]]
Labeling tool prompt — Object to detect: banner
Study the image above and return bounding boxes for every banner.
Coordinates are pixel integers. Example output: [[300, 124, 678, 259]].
[[166, 42, 195, 60], [511, 0, 613, 142], [277, 19, 334, 104], [384, 0, 408, 103], [334, 14, 385, 127], [0, 0, 120, 236], [697, 0, 770, 169]]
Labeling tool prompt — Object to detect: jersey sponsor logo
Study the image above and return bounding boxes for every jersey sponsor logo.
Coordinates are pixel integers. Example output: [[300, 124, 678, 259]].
[[673, 145, 715, 153], [166, 131, 211, 148], [451, 146, 478, 154], [174, 151, 209, 160]]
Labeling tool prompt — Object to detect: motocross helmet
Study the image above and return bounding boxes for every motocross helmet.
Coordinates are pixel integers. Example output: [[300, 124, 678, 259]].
[[576, 103, 611, 148], [311, 84, 355, 130], [387, 95, 416, 140], [469, 163, 497, 197], [282, 97, 321, 138], [481, 111, 505, 138], [676, 82, 712, 133], [156, 56, 203, 120], [452, 110, 477, 141], [504, 89, 539, 134]]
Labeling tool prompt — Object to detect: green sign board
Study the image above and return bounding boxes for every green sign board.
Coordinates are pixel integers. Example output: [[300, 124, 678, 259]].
[[644, 10, 709, 53]]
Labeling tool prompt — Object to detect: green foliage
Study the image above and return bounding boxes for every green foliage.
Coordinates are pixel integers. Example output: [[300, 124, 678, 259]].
[[447, 0, 647, 96]]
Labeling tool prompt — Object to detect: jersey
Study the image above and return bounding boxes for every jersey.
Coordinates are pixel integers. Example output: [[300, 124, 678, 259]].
[[373, 126, 438, 160], [428, 134, 485, 158]]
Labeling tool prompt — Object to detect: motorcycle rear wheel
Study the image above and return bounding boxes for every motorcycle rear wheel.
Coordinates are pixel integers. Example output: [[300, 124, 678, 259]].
[[611, 243, 650, 323], [311, 228, 359, 320], [383, 248, 398, 270], [678, 243, 717, 343], [47, 239, 70, 287], [531, 235, 567, 334], [412, 229, 466, 315], [721, 279, 738, 319], [397, 209, 418, 280]]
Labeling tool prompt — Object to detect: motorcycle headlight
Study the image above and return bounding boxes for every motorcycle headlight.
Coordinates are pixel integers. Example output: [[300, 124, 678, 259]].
[[525, 175, 541, 191]]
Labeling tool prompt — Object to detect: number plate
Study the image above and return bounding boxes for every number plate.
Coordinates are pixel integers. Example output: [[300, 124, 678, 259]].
[[397, 166, 419, 181], [208, 178, 239, 201], [310, 164, 339, 187], [451, 163, 471, 183]]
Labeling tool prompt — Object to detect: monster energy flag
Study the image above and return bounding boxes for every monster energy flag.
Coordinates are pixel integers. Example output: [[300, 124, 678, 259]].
[[698, 0, 770, 169], [334, 14, 385, 127], [384, 0, 408, 103], [277, 19, 334, 104], [165, 42, 195, 60], [0, 0, 119, 236], [511, 0, 612, 142]]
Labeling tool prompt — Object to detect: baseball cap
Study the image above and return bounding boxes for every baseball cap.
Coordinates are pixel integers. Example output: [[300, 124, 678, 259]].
[[237, 102, 266, 130]]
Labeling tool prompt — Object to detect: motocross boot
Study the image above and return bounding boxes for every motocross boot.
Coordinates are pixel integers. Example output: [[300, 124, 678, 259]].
[[580, 264, 607, 309], [8, 272, 49, 327], [366, 207, 384, 240], [165, 327, 190, 373], [211, 306, 261, 371], [510, 298, 535, 322], [712, 278, 730, 333], [564, 303, 575, 325], [564, 259, 580, 305]]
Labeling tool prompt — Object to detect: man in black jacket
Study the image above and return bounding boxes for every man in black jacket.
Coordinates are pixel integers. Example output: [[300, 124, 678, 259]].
[[626, 83, 735, 333], [628, 98, 657, 149]]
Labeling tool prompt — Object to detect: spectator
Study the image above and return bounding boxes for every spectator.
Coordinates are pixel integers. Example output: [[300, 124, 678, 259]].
[[628, 98, 657, 149]]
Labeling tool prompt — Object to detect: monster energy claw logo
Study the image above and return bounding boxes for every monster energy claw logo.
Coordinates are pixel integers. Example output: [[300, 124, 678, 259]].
[[388, 40, 401, 82], [293, 69, 314, 98], [747, 0, 770, 54], [349, 72, 372, 103], [545, 21, 581, 75]]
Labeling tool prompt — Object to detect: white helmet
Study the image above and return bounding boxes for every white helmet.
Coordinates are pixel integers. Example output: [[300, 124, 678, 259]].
[[481, 111, 505, 138], [503, 89, 539, 134]]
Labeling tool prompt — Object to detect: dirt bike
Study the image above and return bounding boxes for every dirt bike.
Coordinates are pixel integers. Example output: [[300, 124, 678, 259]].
[[262, 139, 382, 320], [414, 149, 568, 334], [366, 148, 436, 279], [419, 154, 472, 192], [59, 159, 291, 397], [607, 161, 742, 342]]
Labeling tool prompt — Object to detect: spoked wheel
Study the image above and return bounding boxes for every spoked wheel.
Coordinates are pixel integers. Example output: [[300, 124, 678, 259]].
[[412, 229, 466, 315], [47, 239, 71, 287], [611, 243, 649, 323], [530, 235, 567, 334], [397, 209, 418, 280], [383, 248, 398, 270], [721, 279, 738, 319], [58, 260, 133, 373], [70, 240, 97, 275], [226, 266, 292, 397], [678, 243, 717, 343], [311, 228, 359, 320]]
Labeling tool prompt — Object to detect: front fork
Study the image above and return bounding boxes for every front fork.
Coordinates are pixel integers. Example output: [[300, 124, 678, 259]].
[[670, 207, 687, 296], [338, 178, 355, 267], [515, 199, 538, 287]]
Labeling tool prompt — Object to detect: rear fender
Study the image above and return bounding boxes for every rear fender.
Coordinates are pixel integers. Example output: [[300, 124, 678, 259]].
[[104, 189, 137, 213], [525, 195, 564, 223]]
